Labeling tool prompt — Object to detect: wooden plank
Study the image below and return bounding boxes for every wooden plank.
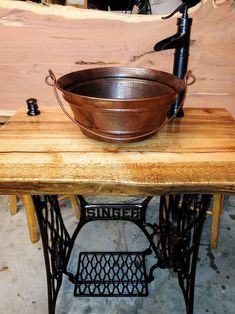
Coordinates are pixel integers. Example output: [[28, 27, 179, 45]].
[[0, 107, 234, 153], [0, 0, 234, 115], [0, 151, 234, 195], [0, 107, 234, 195], [66, 0, 88, 9]]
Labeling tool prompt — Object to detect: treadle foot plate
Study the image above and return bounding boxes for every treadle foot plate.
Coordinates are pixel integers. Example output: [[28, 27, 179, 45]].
[[74, 251, 149, 297]]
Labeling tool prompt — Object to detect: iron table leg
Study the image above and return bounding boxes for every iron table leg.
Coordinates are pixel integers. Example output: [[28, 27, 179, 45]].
[[149, 194, 212, 314], [33, 195, 72, 314]]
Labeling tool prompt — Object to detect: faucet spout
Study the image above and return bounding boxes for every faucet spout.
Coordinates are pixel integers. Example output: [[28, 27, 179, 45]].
[[154, 32, 187, 51]]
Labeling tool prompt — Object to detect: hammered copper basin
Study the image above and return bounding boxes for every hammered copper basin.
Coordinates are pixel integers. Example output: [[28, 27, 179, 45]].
[[53, 67, 185, 143]]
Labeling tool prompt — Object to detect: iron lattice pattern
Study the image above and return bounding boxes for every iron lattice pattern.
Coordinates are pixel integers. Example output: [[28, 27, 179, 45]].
[[74, 251, 149, 297]]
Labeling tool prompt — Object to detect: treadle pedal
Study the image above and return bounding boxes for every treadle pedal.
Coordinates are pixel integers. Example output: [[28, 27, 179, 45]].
[[74, 251, 150, 297]]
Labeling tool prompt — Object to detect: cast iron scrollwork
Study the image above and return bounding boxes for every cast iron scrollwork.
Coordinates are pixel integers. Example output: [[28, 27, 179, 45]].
[[147, 194, 212, 314], [33, 195, 71, 314], [33, 193, 211, 314]]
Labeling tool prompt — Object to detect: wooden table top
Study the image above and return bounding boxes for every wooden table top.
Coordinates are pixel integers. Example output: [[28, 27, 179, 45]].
[[0, 107, 234, 195]]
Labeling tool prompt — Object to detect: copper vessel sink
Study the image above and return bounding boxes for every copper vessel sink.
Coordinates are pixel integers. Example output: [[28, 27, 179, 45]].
[[47, 67, 185, 143]]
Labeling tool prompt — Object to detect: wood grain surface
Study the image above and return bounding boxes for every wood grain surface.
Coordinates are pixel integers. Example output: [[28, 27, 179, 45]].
[[0, 107, 234, 195], [0, 0, 234, 116]]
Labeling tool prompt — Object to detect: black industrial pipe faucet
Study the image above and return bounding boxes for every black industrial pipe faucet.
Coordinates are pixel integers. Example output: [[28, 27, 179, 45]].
[[154, 0, 201, 117]]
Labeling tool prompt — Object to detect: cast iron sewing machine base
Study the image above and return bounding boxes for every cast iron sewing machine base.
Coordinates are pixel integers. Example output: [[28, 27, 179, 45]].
[[32, 194, 212, 314]]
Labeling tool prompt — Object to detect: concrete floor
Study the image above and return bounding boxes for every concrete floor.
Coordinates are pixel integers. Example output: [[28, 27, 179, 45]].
[[0, 194, 235, 314]]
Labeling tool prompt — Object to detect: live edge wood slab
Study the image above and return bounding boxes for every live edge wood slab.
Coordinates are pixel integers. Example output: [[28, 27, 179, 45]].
[[0, 0, 234, 116], [0, 107, 234, 196]]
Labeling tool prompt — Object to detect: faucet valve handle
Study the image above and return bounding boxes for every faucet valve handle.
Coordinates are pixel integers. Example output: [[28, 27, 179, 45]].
[[162, 2, 185, 19], [162, 0, 201, 19]]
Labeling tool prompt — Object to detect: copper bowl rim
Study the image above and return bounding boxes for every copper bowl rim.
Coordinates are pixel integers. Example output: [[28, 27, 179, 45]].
[[55, 66, 185, 103]]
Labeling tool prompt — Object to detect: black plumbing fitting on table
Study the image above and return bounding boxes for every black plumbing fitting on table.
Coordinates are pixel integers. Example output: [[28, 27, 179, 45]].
[[26, 98, 40, 116]]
